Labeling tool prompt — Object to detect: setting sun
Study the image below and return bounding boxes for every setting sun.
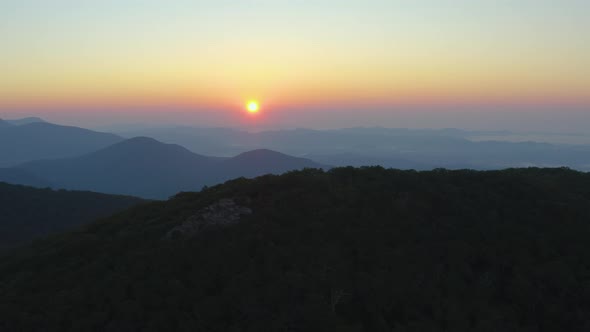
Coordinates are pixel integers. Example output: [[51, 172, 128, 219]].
[[246, 100, 260, 114]]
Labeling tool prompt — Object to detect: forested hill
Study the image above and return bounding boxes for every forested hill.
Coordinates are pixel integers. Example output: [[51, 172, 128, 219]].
[[1, 167, 590, 331], [0, 182, 145, 248]]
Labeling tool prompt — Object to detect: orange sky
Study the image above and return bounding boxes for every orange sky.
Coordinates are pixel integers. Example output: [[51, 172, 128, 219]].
[[1, 1, 589, 129]]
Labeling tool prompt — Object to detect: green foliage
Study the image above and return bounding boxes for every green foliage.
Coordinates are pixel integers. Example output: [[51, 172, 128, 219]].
[[0, 182, 145, 248], [1, 167, 590, 331]]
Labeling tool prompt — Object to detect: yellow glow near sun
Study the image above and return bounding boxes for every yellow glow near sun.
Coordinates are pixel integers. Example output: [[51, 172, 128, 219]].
[[246, 100, 260, 113]]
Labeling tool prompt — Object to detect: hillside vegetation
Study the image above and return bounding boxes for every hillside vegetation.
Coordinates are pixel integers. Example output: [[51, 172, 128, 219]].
[[1, 167, 590, 331], [0, 182, 144, 248]]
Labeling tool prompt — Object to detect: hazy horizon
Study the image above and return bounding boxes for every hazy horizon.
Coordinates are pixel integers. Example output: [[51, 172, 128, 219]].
[[2, 0, 588, 132], [3, 105, 590, 134]]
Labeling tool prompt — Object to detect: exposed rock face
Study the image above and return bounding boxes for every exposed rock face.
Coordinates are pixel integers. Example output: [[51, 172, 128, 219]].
[[165, 198, 252, 239]]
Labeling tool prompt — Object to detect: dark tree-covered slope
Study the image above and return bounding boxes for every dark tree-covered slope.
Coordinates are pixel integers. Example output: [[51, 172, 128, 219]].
[[0, 182, 144, 248], [1, 167, 590, 331]]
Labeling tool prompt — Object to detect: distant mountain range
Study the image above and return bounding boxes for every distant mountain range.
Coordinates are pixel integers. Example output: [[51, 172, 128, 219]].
[[3, 117, 46, 126], [117, 126, 590, 171], [18, 137, 326, 198], [220, 148, 327, 178], [0, 119, 122, 167], [3, 118, 590, 199]]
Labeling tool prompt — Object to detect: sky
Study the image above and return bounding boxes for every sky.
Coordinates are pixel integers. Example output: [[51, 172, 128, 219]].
[[1, 0, 589, 131]]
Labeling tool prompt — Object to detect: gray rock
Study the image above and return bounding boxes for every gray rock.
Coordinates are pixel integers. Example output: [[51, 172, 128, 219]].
[[165, 198, 252, 239]]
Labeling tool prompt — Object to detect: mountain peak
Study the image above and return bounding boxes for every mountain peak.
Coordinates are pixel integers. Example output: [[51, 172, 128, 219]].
[[120, 136, 162, 145], [232, 149, 290, 159], [102, 136, 199, 156], [225, 149, 325, 175], [0, 121, 123, 167]]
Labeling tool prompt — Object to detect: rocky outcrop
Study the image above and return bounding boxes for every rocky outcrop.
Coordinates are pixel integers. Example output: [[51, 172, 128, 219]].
[[165, 198, 252, 239]]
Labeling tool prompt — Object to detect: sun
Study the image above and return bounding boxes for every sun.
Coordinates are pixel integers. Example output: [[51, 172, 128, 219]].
[[246, 100, 260, 114]]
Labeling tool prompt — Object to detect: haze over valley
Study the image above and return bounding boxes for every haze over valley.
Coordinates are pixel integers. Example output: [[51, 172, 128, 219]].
[[2, 117, 590, 200]]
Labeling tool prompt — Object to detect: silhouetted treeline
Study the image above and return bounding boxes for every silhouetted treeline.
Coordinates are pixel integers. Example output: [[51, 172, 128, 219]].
[[1, 167, 590, 331], [0, 182, 144, 248]]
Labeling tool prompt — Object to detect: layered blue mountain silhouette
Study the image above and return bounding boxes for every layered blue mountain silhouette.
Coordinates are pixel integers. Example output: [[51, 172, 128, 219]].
[[119, 126, 590, 170], [18, 137, 326, 198], [0, 120, 122, 167], [222, 149, 326, 177], [0, 168, 51, 188], [4, 117, 46, 126], [4, 118, 590, 199]]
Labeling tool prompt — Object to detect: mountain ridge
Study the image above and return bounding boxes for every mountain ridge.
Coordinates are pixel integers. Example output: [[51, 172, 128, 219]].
[[0, 121, 123, 167], [1, 167, 589, 330], [18, 137, 326, 198], [4, 117, 46, 126], [0, 182, 144, 248], [0, 168, 51, 188]]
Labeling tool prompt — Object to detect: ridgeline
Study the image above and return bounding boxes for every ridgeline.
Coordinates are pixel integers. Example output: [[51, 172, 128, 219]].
[[1, 167, 589, 331]]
